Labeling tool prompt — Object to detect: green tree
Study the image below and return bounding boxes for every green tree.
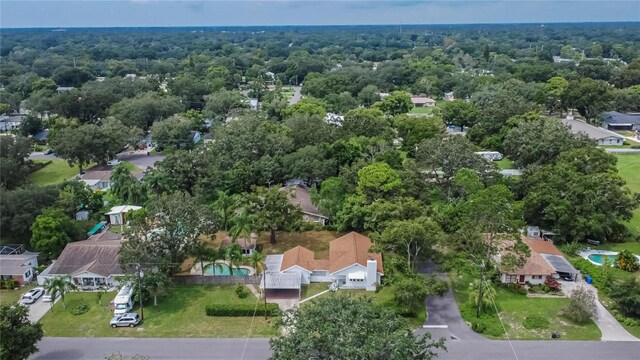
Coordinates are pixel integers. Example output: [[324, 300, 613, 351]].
[[230, 211, 254, 241], [202, 89, 248, 122], [30, 208, 79, 259], [356, 162, 402, 199], [377, 218, 442, 269], [244, 186, 302, 244], [394, 114, 445, 152], [150, 114, 195, 149], [543, 76, 569, 115], [393, 275, 430, 314], [614, 250, 640, 272], [282, 97, 326, 119], [55, 180, 104, 217], [325, 91, 358, 114], [141, 271, 172, 306], [283, 145, 336, 185], [212, 190, 236, 231], [285, 114, 337, 148], [342, 107, 388, 138], [18, 115, 43, 137], [313, 176, 348, 221], [377, 91, 413, 115], [0, 187, 59, 243], [0, 304, 44, 360], [110, 164, 146, 205], [564, 78, 612, 123], [43, 275, 77, 309], [609, 278, 640, 318], [564, 286, 597, 323], [223, 242, 243, 273], [439, 99, 478, 131], [269, 295, 443, 360], [0, 135, 32, 189], [108, 91, 184, 130], [357, 85, 381, 107], [468, 278, 496, 317]]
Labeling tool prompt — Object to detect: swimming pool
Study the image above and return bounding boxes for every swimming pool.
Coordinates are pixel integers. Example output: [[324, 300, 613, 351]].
[[203, 264, 250, 276], [587, 253, 617, 265]]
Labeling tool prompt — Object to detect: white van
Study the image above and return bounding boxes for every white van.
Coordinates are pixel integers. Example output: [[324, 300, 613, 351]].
[[474, 151, 503, 161], [113, 285, 134, 315]]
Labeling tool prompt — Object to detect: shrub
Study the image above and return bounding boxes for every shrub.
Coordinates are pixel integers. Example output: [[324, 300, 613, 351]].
[[235, 284, 248, 299], [563, 286, 597, 323], [544, 275, 561, 291], [523, 315, 550, 329], [503, 283, 526, 295], [459, 303, 505, 337], [69, 301, 90, 315], [560, 242, 582, 257], [0, 279, 19, 289], [615, 250, 640, 272], [205, 303, 280, 317]]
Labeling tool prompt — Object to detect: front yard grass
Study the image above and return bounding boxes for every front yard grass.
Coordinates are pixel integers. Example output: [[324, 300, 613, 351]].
[[495, 158, 515, 170], [409, 106, 434, 114], [28, 160, 82, 186], [615, 154, 640, 236], [256, 230, 339, 258], [0, 284, 35, 306], [38, 285, 278, 338], [300, 283, 329, 300], [451, 272, 601, 340]]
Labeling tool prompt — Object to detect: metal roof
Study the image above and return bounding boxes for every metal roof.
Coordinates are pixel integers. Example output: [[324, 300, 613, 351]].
[[259, 273, 301, 290], [264, 254, 284, 274], [541, 254, 578, 275]]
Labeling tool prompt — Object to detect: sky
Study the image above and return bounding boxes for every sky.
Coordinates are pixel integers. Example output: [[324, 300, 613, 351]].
[[0, 0, 639, 28]]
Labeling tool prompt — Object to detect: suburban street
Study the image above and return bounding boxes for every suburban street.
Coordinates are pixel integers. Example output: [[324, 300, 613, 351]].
[[31, 337, 640, 360], [115, 151, 165, 170], [29, 152, 59, 161], [287, 86, 302, 105]]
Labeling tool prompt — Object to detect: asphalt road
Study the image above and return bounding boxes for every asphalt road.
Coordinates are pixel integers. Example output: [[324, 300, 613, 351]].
[[288, 86, 302, 105], [116, 152, 165, 170], [29, 152, 59, 160], [32, 337, 640, 360]]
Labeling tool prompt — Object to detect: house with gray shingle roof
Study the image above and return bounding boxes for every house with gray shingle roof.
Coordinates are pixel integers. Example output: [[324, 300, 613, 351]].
[[560, 117, 624, 146]]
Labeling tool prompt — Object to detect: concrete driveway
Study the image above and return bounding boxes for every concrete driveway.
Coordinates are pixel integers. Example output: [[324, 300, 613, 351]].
[[560, 280, 638, 341], [27, 296, 58, 323], [29, 152, 59, 161]]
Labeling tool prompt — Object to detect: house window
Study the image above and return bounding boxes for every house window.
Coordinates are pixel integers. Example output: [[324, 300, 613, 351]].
[[25, 270, 31, 278], [505, 274, 518, 283], [532, 275, 543, 280]]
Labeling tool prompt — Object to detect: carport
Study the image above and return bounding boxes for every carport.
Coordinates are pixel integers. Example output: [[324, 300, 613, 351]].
[[260, 272, 301, 300], [541, 254, 579, 279]]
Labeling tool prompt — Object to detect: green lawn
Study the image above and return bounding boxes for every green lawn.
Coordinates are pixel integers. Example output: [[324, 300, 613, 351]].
[[39, 285, 278, 338], [451, 272, 601, 340], [409, 106, 434, 114], [256, 230, 339, 259], [28, 160, 82, 186], [0, 284, 34, 306], [495, 158, 515, 170], [300, 283, 329, 300], [594, 242, 640, 254], [307, 287, 426, 329], [615, 154, 640, 236], [118, 161, 141, 172]]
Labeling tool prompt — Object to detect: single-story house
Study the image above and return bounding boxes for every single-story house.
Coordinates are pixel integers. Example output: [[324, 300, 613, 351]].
[[411, 95, 436, 107], [325, 112, 344, 126], [0, 245, 39, 285], [105, 205, 142, 225], [0, 115, 23, 131], [444, 91, 455, 101], [601, 111, 640, 132], [221, 233, 257, 256], [497, 238, 555, 285], [56, 86, 74, 93], [285, 184, 329, 226], [524, 237, 579, 280], [261, 232, 383, 298], [79, 169, 143, 191], [560, 117, 624, 146], [38, 231, 124, 289]]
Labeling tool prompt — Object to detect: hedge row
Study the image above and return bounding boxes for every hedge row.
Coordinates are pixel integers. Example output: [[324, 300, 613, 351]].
[[205, 303, 280, 317]]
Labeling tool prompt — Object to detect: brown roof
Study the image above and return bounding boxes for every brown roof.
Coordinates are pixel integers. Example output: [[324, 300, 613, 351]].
[[88, 231, 122, 242], [499, 239, 555, 276], [524, 237, 563, 255], [281, 246, 317, 271], [48, 237, 123, 277], [280, 232, 383, 274], [285, 185, 328, 218], [329, 232, 383, 273]]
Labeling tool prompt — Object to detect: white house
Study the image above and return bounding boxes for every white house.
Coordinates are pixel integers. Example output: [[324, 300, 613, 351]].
[[0, 245, 39, 285], [444, 91, 455, 101], [105, 205, 142, 225], [262, 232, 383, 298], [411, 95, 436, 107], [0, 115, 23, 131], [497, 238, 555, 285], [80, 169, 144, 191], [38, 231, 124, 289]]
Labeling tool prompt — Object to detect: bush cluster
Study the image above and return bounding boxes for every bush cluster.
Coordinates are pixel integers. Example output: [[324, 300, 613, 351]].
[[522, 315, 550, 329], [0, 279, 19, 289], [459, 303, 505, 337], [69, 301, 90, 315], [502, 283, 526, 295], [235, 284, 248, 299], [205, 303, 280, 317]]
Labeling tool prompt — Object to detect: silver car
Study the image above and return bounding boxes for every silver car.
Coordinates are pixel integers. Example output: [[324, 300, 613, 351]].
[[20, 287, 45, 305], [42, 289, 60, 302], [110, 313, 141, 328]]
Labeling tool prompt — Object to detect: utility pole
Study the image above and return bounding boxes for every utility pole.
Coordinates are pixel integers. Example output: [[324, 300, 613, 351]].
[[136, 263, 144, 320], [263, 263, 268, 320]]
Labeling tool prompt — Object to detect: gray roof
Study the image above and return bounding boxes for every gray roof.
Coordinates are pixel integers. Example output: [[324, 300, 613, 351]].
[[285, 185, 328, 219], [48, 236, 123, 277], [0, 252, 38, 275], [560, 118, 623, 141], [602, 112, 640, 125], [259, 272, 301, 290], [264, 254, 284, 274], [541, 254, 578, 275]]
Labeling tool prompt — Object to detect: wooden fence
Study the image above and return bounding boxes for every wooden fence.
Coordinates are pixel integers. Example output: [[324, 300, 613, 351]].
[[173, 275, 261, 285]]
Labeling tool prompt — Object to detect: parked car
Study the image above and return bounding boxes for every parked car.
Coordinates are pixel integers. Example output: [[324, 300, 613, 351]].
[[107, 159, 121, 166], [110, 313, 141, 328], [20, 287, 45, 305], [43, 149, 54, 155], [560, 274, 575, 282], [42, 289, 60, 302]]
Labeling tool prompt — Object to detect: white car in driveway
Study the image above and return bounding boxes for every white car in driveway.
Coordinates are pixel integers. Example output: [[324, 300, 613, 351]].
[[107, 159, 121, 166], [20, 287, 45, 305], [42, 289, 60, 302]]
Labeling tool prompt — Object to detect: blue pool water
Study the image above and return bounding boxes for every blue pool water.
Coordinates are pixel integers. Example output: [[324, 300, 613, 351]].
[[203, 264, 250, 276], [588, 254, 617, 265]]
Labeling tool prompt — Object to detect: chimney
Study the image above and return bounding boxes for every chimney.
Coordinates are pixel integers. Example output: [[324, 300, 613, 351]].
[[366, 259, 377, 291]]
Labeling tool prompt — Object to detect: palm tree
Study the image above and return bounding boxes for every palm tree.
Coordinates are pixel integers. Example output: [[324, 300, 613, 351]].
[[250, 251, 268, 319], [230, 211, 253, 241], [44, 275, 77, 309], [212, 190, 235, 231], [192, 242, 210, 277], [207, 247, 226, 276], [224, 243, 243, 275], [468, 278, 496, 317]]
